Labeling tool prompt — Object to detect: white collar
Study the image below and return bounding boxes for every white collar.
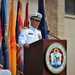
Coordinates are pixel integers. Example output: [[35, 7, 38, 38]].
[[29, 25, 37, 32]]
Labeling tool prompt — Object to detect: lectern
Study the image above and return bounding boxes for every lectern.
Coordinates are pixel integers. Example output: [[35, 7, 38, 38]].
[[24, 39, 67, 75]]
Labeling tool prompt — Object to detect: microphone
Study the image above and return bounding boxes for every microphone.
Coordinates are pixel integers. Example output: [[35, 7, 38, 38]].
[[40, 27, 60, 40], [41, 27, 51, 34]]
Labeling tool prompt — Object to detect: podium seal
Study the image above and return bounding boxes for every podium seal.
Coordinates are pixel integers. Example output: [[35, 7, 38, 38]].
[[45, 42, 67, 74]]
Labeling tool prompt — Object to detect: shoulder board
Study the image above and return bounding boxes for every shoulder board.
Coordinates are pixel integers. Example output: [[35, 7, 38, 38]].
[[24, 27, 28, 29], [37, 29, 41, 31]]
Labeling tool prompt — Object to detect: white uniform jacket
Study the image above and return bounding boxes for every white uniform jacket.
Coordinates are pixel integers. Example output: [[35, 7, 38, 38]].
[[18, 25, 42, 61]]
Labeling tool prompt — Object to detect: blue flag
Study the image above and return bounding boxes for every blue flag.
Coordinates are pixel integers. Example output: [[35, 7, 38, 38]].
[[38, 0, 48, 39], [1, 0, 9, 69]]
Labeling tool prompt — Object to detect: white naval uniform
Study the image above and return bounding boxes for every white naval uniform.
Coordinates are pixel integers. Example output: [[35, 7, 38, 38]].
[[0, 69, 11, 75], [18, 25, 42, 61]]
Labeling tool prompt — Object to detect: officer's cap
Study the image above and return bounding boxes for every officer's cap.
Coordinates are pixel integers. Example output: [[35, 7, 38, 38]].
[[30, 12, 42, 22]]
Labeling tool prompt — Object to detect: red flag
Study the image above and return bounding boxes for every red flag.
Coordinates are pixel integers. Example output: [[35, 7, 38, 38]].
[[24, 2, 29, 27]]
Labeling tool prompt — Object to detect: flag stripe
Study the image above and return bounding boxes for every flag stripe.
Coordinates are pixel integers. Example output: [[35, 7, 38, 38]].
[[17, 15, 24, 29]]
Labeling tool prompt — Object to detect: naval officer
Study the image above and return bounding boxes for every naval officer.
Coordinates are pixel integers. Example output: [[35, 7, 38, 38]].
[[18, 12, 42, 71], [18, 12, 42, 49]]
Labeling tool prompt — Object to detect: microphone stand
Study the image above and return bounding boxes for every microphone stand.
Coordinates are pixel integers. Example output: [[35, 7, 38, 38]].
[[47, 31, 60, 40]]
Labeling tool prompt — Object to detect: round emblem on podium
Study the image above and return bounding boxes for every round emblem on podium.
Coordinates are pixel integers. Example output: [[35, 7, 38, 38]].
[[45, 42, 67, 74]]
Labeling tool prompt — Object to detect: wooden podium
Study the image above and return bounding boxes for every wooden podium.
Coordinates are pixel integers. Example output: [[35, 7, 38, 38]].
[[24, 39, 67, 75]]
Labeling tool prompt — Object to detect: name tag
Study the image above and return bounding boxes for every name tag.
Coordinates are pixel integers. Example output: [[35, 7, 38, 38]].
[[28, 33, 33, 35]]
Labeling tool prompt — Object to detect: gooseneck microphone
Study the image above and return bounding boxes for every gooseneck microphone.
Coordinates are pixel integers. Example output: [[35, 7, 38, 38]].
[[40, 27, 60, 40], [41, 27, 50, 34]]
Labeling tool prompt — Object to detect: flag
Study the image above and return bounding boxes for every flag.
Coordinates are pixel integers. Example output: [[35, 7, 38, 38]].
[[0, 8, 3, 69], [17, 1, 29, 73], [1, 0, 9, 69], [16, 0, 24, 74], [8, 1, 16, 75], [24, 1, 29, 27], [8, 2, 12, 71], [38, 0, 48, 39], [16, 0, 24, 43], [8, 20, 11, 71]]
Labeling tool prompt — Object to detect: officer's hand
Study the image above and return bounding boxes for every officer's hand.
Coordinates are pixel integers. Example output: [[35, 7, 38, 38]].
[[23, 43, 30, 48]]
